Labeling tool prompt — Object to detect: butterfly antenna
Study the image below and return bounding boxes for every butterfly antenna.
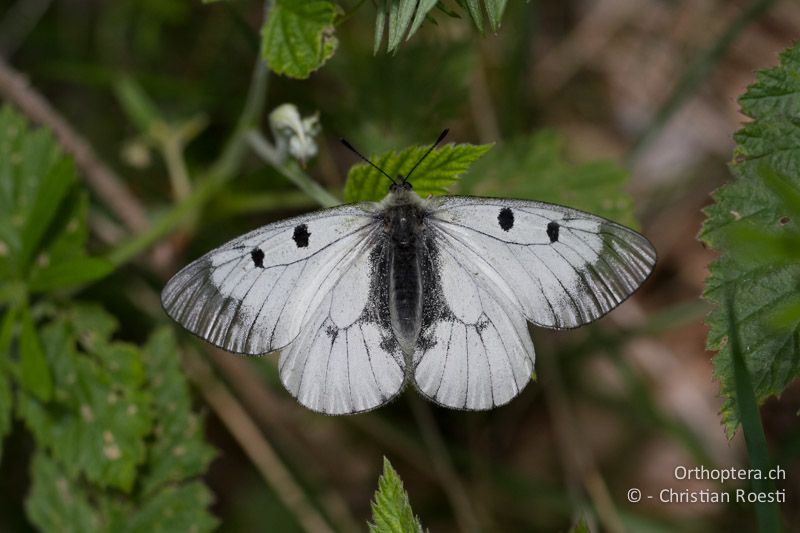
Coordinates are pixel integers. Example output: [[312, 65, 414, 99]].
[[403, 128, 449, 183], [340, 138, 397, 185]]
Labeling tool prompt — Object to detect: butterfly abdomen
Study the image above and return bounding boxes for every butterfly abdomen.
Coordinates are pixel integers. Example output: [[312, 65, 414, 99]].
[[385, 204, 425, 356]]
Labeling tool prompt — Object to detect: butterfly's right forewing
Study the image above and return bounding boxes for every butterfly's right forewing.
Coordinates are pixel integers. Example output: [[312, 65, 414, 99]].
[[162, 204, 408, 414], [163, 206, 377, 354]]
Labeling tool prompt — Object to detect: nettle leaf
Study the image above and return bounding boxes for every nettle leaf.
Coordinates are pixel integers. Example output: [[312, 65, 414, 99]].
[[459, 130, 637, 227], [261, 0, 341, 79], [343, 141, 492, 203], [699, 42, 800, 435], [17, 317, 152, 492], [26, 452, 100, 533], [138, 327, 216, 497], [368, 457, 424, 533]]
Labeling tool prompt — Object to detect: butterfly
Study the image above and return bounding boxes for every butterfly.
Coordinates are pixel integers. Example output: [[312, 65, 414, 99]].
[[162, 130, 656, 415]]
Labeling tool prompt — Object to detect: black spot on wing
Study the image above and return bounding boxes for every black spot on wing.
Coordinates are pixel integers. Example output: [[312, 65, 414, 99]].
[[547, 221, 560, 243], [250, 247, 265, 268], [498, 207, 514, 231], [293, 224, 310, 248]]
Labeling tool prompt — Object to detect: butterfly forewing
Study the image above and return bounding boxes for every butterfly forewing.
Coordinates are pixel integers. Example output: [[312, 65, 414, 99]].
[[427, 197, 656, 329], [161, 206, 379, 355]]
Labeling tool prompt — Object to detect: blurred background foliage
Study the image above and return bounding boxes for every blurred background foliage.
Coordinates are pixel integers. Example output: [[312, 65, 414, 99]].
[[0, 0, 799, 531]]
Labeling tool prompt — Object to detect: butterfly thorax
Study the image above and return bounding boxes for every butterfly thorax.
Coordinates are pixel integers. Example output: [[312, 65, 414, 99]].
[[382, 193, 427, 357]]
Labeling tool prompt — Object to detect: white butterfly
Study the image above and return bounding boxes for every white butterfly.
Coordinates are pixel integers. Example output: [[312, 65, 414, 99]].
[[162, 130, 656, 415]]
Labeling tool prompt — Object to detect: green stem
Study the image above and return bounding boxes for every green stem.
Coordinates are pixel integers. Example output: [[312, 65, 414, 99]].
[[627, 0, 780, 163], [247, 130, 341, 208], [106, 3, 272, 267], [162, 138, 192, 202], [726, 286, 782, 533]]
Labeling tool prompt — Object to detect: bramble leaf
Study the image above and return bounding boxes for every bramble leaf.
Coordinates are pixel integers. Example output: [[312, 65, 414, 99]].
[[261, 0, 341, 79], [344, 141, 492, 203], [699, 41, 800, 435], [459, 130, 637, 227], [368, 457, 424, 533]]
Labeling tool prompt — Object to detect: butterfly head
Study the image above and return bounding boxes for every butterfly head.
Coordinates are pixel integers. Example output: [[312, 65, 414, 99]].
[[390, 180, 413, 193]]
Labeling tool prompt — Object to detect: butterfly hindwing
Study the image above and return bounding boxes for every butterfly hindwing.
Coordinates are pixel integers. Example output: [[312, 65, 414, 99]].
[[427, 197, 656, 329], [412, 235, 535, 409], [279, 238, 406, 414]]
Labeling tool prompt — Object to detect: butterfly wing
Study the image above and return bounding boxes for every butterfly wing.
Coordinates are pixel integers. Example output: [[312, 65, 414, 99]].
[[427, 197, 656, 329], [413, 235, 535, 409], [412, 196, 655, 410], [162, 204, 406, 414]]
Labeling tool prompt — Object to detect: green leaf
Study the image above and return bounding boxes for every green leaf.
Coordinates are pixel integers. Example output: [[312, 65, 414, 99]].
[[0, 106, 107, 295], [725, 288, 781, 532], [261, 0, 341, 79], [25, 452, 100, 533], [343, 141, 492, 203], [459, 130, 637, 227], [104, 482, 218, 533], [17, 317, 151, 491], [19, 304, 53, 402], [28, 256, 113, 292], [379, 0, 438, 54], [699, 41, 800, 435], [138, 328, 216, 496], [18, 157, 76, 274], [568, 516, 590, 533], [0, 306, 15, 461], [368, 457, 424, 533]]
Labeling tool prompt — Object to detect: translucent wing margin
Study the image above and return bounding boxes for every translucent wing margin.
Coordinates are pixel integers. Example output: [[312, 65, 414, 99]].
[[427, 197, 656, 329]]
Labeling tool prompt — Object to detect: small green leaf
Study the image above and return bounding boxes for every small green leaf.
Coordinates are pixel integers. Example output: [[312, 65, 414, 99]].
[[19, 304, 53, 402], [373, 0, 387, 54], [139, 328, 216, 496], [28, 256, 113, 293], [460, 130, 637, 227], [699, 41, 800, 435], [115, 482, 218, 533], [344, 141, 492, 203], [17, 157, 75, 274], [261, 0, 341, 79], [114, 76, 162, 135], [407, 0, 439, 42], [368, 457, 424, 533], [568, 516, 590, 533], [25, 452, 99, 533]]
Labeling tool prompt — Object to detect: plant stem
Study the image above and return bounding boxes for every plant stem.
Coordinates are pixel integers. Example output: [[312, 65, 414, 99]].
[[626, 0, 780, 163], [247, 131, 341, 208], [181, 348, 335, 533], [162, 138, 192, 202], [106, 4, 272, 266]]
